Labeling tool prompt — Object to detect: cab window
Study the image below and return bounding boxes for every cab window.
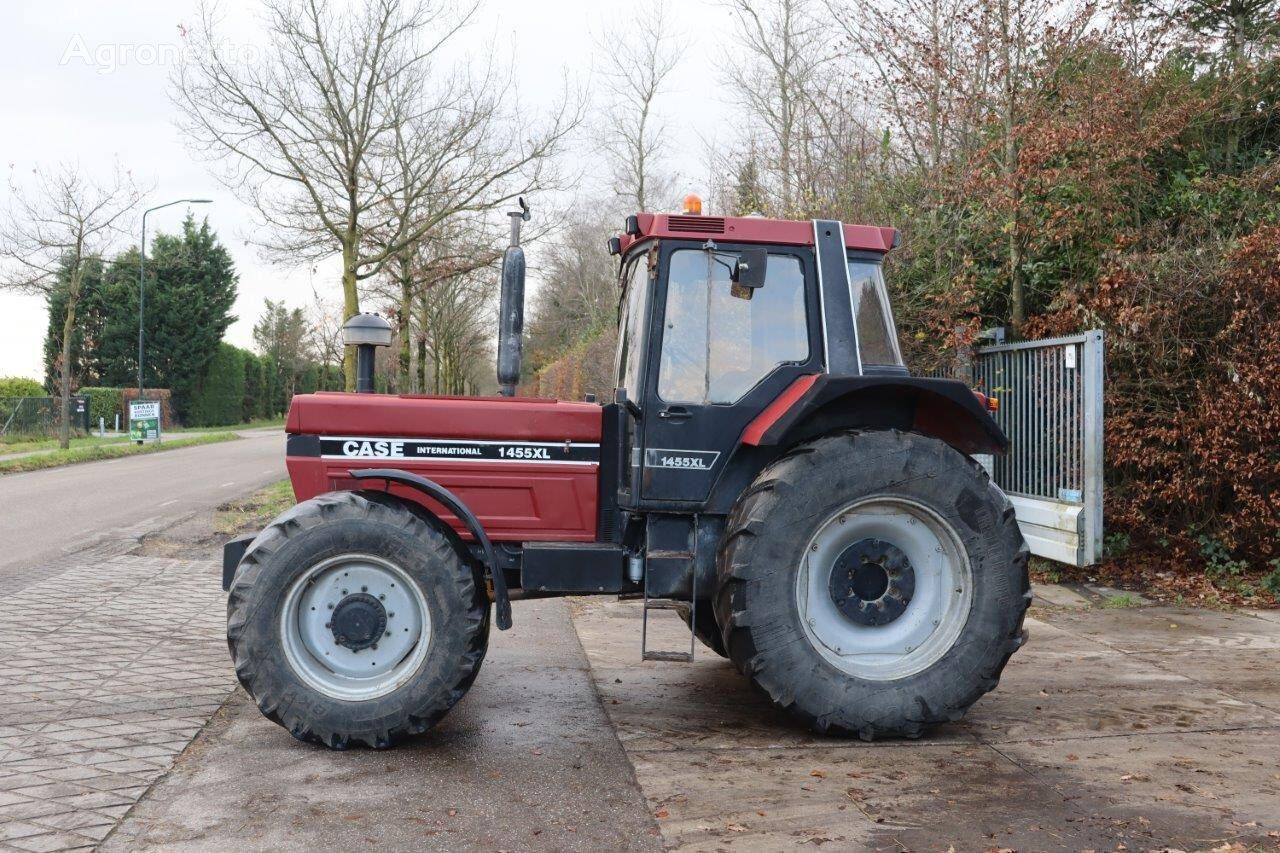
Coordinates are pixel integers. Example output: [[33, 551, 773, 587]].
[[614, 257, 650, 401], [847, 259, 903, 368], [658, 249, 808, 404]]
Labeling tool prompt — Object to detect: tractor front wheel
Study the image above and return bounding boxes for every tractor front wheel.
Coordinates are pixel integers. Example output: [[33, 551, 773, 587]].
[[714, 430, 1030, 739], [226, 491, 489, 749]]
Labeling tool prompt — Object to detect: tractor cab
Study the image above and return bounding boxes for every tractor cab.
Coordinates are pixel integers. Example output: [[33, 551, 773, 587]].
[[607, 204, 908, 507]]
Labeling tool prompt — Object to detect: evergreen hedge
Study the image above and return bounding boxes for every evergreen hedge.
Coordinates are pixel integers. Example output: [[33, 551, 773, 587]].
[[189, 343, 246, 426], [78, 387, 125, 427]]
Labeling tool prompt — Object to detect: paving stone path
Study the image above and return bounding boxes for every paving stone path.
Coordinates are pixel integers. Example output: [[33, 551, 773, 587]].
[[0, 555, 232, 851]]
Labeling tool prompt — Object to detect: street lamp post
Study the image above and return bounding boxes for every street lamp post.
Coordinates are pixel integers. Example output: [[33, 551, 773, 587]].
[[138, 199, 212, 401]]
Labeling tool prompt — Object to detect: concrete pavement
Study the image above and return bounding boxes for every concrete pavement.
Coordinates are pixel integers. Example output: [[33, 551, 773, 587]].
[[0, 429, 285, 594], [574, 597, 1280, 851], [104, 599, 661, 852]]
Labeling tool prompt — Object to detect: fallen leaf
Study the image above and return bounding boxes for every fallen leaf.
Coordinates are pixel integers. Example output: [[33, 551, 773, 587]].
[[810, 769, 827, 779], [655, 808, 670, 819]]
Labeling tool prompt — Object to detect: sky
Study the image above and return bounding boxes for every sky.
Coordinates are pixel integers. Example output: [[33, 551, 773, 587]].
[[0, 0, 737, 381]]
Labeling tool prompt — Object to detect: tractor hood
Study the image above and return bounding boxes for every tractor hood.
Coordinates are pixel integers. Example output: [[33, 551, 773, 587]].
[[286, 391, 602, 442], [284, 392, 604, 543]]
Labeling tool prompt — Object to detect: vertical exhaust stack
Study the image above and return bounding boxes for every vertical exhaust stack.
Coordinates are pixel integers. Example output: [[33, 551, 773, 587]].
[[496, 198, 531, 397], [342, 313, 393, 393]]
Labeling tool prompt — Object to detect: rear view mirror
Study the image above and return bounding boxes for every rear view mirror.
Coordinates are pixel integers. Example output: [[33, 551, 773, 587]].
[[732, 247, 767, 289], [730, 247, 767, 299]]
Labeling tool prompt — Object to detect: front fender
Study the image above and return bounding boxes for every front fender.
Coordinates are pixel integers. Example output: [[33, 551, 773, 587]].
[[348, 468, 512, 630]]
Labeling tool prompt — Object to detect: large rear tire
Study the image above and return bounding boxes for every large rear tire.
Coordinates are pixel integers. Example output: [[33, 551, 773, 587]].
[[713, 430, 1029, 739], [227, 491, 489, 749]]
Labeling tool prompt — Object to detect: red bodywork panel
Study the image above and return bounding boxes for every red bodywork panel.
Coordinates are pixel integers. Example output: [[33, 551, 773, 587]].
[[740, 374, 822, 445], [617, 213, 897, 255], [286, 392, 602, 543]]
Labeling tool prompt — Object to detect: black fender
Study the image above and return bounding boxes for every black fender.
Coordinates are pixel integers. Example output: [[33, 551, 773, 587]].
[[755, 375, 1007, 455], [703, 374, 1007, 515], [349, 468, 512, 631]]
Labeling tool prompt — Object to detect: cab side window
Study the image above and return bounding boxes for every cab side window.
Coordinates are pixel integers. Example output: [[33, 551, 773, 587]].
[[614, 258, 650, 401]]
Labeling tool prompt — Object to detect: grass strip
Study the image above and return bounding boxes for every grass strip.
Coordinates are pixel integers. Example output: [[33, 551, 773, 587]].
[[0, 431, 240, 475], [213, 479, 295, 535]]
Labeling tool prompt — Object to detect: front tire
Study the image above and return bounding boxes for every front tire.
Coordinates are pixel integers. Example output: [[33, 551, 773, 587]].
[[227, 491, 489, 749], [713, 430, 1029, 739]]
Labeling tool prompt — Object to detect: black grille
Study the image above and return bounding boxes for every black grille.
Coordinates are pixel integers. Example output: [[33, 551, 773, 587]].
[[668, 215, 725, 234]]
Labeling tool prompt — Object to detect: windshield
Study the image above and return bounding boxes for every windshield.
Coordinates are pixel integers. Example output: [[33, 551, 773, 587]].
[[658, 248, 808, 404]]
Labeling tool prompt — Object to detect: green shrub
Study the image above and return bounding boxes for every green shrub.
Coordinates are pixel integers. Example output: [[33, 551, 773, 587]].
[[0, 376, 44, 397], [78, 387, 125, 427], [190, 343, 247, 426], [1197, 535, 1250, 579]]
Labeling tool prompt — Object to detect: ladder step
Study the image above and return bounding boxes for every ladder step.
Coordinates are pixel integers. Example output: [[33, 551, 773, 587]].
[[643, 650, 694, 663], [643, 599, 689, 612]]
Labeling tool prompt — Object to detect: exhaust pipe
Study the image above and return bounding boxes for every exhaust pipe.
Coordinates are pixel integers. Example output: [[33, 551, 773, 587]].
[[342, 312, 393, 394], [496, 198, 530, 397]]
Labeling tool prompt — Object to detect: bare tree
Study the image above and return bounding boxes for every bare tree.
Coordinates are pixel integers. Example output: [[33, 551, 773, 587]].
[[979, 0, 1096, 333], [173, 0, 578, 388], [598, 1, 679, 212], [416, 269, 494, 395], [0, 164, 142, 448], [721, 0, 830, 216], [831, 0, 991, 192], [307, 288, 345, 388], [525, 218, 617, 370]]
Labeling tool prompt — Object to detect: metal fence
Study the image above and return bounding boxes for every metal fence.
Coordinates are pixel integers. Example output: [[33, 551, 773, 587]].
[[969, 331, 1104, 567], [0, 396, 91, 438]]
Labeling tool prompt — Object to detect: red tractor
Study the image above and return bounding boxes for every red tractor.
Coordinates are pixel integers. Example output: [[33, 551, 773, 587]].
[[223, 201, 1029, 749]]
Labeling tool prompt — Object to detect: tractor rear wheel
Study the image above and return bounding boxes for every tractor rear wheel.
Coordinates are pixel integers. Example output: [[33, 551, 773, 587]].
[[713, 430, 1029, 739], [227, 491, 489, 749]]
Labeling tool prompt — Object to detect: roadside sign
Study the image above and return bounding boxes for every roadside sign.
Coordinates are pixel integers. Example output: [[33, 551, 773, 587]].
[[129, 400, 161, 443]]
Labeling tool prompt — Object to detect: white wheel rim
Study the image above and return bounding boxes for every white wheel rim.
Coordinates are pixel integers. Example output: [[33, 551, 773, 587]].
[[795, 497, 973, 681], [280, 554, 431, 701]]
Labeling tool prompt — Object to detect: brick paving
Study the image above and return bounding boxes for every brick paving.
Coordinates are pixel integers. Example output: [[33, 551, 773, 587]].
[[0, 555, 233, 851]]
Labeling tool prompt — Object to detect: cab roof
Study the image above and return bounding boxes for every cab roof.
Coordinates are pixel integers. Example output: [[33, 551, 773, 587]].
[[616, 213, 898, 255]]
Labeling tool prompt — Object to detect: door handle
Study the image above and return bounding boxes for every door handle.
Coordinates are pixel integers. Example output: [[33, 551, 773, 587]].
[[658, 405, 691, 421]]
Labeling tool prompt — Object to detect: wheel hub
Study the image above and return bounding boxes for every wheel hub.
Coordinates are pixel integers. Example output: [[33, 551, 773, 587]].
[[828, 538, 916, 626], [797, 498, 973, 681], [281, 554, 431, 700], [330, 592, 387, 651]]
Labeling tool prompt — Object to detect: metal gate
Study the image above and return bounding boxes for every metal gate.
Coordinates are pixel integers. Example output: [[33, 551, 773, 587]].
[[971, 331, 1104, 567]]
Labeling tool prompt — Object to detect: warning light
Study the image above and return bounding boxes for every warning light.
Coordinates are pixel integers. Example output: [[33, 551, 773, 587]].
[[682, 194, 703, 216]]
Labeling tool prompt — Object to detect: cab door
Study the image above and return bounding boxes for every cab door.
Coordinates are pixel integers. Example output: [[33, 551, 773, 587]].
[[640, 242, 821, 504]]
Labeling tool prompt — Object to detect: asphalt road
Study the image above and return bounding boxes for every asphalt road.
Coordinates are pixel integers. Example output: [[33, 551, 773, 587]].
[[0, 428, 286, 589]]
